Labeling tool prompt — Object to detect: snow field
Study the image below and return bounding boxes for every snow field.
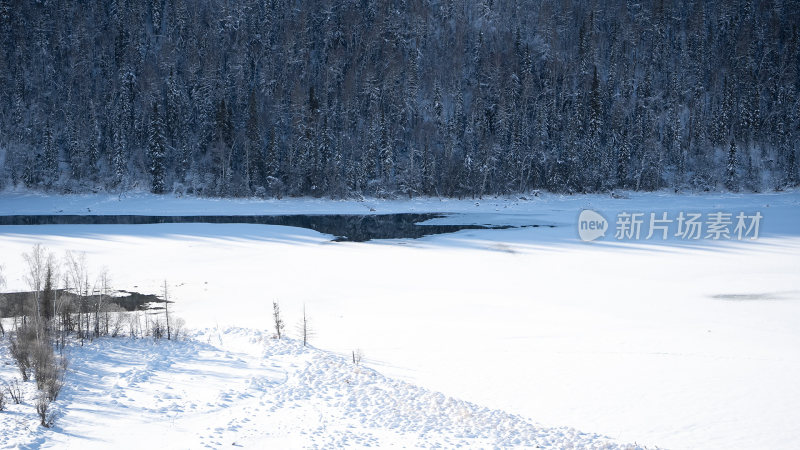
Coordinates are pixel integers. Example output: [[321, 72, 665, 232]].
[[1, 190, 799, 448], [0, 327, 637, 449]]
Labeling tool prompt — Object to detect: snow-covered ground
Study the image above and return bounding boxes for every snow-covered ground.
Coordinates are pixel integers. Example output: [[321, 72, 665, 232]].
[[1, 190, 799, 449], [0, 327, 633, 449]]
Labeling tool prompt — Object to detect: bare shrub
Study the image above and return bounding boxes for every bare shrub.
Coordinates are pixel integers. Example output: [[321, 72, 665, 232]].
[[172, 317, 185, 341], [109, 311, 125, 337], [0, 388, 5, 411], [9, 322, 67, 402], [129, 311, 142, 339], [8, 325, 37, 381], [6, 378, 23, 404], [33, 342, 67, 401], [36, 393, 57, 427], [99, 303, 126, 337]]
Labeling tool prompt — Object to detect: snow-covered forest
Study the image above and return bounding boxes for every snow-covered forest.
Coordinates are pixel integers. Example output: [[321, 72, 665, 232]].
[[1, 0, 799, 197]]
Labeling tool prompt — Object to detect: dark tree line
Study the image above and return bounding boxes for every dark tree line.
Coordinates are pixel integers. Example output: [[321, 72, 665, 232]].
[[0, 0, 798, 197]]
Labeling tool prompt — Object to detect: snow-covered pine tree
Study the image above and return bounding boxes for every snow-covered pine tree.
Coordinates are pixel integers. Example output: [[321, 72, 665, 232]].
[[246, 90, 263, 192], [726, 140, 738, 191], [147, 102, 166, 194], [112, 128, 126, 188], [42, 122, 58, 188], [379, 110, 394, 188]]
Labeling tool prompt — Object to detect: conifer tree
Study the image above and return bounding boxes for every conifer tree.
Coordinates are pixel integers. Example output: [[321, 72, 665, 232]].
[[148, 103, 166, 194]]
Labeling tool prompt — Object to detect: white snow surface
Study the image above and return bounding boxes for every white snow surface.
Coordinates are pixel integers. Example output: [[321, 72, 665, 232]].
[[0, 327, 634, 449], [1, 189, 800, 449]]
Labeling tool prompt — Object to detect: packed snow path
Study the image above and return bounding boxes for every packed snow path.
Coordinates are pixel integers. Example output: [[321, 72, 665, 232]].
[[1, 328, 638, 449]]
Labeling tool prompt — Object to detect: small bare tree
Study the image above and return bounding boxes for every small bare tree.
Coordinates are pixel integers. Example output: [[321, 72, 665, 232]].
[[55, 273, 74, 349], [22, 246, 59, 337], [352, 349, 363, 366], [104, 303, 126, 337], [163, 280, 171, 340], [144, 306, 151, 337], [93, 269, 111, 338], [23, 244, 46, 329], [272, 301, 285, 339], [296, 304, 314, 347], [64, 251, 91, 344], [131, 309, 144, 339]]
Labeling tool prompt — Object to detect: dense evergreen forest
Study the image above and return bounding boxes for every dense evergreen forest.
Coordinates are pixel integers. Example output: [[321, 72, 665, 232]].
[[0, 0, 798, 198]]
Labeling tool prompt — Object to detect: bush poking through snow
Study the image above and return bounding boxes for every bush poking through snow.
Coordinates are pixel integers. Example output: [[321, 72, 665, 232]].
[[129, 312, 142, 339], [5, 379, 23, 404], [9, 323, 68, 403], [106, 304, 126, 337], [172, 317, 185, 341], [0, 387, 5, 411], [8, 326, 37, 381], [34, 345, 67, 402], [36, 393, 57, 428]]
